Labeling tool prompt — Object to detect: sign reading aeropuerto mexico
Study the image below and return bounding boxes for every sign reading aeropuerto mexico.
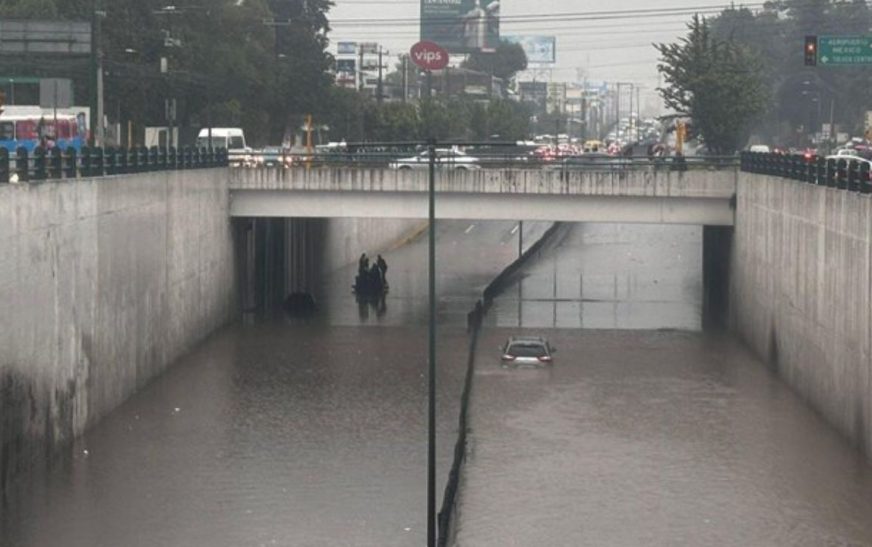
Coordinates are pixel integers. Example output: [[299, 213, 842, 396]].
[[817, 36, 872, 65], [420, 0, 500, 53]]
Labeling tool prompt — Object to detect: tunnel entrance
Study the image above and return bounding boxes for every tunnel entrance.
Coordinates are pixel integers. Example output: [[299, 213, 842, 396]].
[[234, 218, 325, 317], [702, 225, 733, 329]]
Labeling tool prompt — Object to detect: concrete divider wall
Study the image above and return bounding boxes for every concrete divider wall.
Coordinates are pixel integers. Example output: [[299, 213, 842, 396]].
[[730, 175, 872, 456], [0, 169, 237, 491]]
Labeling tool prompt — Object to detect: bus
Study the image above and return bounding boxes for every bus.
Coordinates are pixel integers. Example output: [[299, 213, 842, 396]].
[[0, 111, 88, 154]]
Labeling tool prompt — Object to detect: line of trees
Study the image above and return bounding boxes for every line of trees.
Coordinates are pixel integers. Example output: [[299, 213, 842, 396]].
[[0, 0, 334, 146], [321, 89, 533, 143], [658, 0, 872, 153]]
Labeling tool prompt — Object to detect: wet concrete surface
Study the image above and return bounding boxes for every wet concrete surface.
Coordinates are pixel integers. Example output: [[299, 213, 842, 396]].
[[0, 220, 533, 547], [453, 224, 872, 546]]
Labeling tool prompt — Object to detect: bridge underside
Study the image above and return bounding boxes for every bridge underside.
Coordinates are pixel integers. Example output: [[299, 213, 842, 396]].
[[230, 190, 735, 226]]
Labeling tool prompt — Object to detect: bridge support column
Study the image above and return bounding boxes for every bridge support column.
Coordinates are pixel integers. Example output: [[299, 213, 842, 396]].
[[702, 225, 734, 329]]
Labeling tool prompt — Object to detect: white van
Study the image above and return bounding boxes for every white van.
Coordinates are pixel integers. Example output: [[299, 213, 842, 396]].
[[196, 128, 252, 167]]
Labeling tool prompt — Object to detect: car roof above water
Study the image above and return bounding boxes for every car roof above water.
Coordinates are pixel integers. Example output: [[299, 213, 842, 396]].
[[507, 336, 549, 345]]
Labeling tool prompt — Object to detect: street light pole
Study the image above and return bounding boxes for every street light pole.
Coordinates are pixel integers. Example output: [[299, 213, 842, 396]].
[[427, 137, 437, 547]]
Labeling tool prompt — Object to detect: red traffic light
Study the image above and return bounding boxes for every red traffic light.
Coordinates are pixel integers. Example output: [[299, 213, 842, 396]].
[[804, 35, 817, 66]]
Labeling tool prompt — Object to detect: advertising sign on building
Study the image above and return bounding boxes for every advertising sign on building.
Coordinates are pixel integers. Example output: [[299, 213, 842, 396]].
[[420, 0, 500, 53], [0, 20, 91, 55], [337, 42, 357, 55], [519, 81, 548, 107], [336, 59, 356, 74], [503, 36, 556, 64], [360, 42, 379, 54]]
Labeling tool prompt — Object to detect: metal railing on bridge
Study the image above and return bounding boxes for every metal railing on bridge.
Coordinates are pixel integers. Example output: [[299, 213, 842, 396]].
[[0, 146, 229, 184], [740, 151, 872, 194], [240, 146, 739, 172]]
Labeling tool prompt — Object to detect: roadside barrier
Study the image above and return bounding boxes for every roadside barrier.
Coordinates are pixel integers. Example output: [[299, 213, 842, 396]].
[[740, 151, 872, 194], [0, 146, 229, 183], [437, 222, 563, 547]]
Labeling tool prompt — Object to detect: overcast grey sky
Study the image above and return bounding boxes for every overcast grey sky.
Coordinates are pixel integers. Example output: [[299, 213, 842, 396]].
[[329, 0, 745, 111]]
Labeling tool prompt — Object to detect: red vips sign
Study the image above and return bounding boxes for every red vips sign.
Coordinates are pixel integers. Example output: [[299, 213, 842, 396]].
[[410, 41, 449, 71]]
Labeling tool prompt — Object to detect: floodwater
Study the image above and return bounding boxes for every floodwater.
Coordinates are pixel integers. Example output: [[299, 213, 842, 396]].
[[0, 220, 533, 547], [453, 224, 872, 546]]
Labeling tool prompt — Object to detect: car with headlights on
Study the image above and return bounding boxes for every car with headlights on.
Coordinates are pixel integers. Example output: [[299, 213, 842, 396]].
[[500, 336, 555, 368]]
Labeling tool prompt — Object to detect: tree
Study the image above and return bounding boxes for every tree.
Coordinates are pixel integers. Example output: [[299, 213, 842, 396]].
[[706, 1, 872, 144], [0, 0, 58, 17], [656, 16, 768, 154], [461, 41, 527, 82]]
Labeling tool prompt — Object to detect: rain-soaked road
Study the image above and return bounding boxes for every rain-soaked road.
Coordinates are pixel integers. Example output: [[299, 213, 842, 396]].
[[0, 220, 544, 547], [453, 224, 872, 546]]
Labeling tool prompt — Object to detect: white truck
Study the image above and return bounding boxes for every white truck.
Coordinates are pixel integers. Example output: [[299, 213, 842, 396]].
[[196, 127, 252, 167]]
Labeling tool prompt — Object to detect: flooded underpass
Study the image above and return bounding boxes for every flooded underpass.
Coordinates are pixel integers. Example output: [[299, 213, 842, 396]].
[[453, 224, 872, 546], [0, 219, 540, 547], [3, 220, 872, 547]]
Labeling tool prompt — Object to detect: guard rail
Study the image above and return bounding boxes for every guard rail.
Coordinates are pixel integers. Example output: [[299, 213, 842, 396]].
[[740, 151, 872, 193], [0, 145, 229, 184]]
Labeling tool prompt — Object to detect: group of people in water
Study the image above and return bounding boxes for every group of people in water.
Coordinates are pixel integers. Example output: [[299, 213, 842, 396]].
[[355, 252, 389, 295]]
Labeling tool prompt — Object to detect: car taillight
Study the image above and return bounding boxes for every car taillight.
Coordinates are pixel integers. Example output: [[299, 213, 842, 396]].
[[501, 354, 515, 361], [538, 355, 552, 363]]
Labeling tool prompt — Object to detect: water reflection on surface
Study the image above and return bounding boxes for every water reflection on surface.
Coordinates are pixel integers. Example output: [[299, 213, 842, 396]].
[[454, 224, 872, 547], [0, 221, 526, 547], [488, 224, 702, 331]]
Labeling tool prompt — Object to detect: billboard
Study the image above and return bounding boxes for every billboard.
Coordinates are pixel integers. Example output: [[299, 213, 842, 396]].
[[336, 59, 356, 74], [421, 0, 499, 53], [0, 20, 91, 55], [337, 42, 357, 55], [503, 35, 556, 64], [519, 81, 548, 106]]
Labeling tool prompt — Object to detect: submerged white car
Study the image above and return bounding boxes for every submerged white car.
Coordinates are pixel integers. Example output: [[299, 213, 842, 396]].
[[388, 148, 481, 170]]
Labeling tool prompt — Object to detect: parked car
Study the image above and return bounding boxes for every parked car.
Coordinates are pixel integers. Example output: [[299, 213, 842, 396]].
[[261, 146, 290, 168], [500, 336, 555, 367], [388, 148, 481, 170]]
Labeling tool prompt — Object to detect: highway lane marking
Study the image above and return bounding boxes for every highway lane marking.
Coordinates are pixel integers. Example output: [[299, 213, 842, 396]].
[[510, 224, 520, 235], [465, 224, 477, 234]]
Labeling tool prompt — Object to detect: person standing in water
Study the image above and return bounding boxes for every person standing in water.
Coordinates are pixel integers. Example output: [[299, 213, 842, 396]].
[[376, 255, 388, 286]]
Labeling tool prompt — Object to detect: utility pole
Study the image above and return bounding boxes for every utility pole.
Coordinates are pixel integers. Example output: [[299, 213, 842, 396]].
[[401, 55, 408, 103], [377, 46, 384, 105], [635, 86, 641, 140], [89, 0, 105, 147], [358, 45, 365, 91], [615, 83, 622, 136]]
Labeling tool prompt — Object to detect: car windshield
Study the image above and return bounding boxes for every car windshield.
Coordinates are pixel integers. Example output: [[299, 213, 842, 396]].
[[228, 136, 245, 149], [196, 136, 227, 149], [508, 343, 548, 358]]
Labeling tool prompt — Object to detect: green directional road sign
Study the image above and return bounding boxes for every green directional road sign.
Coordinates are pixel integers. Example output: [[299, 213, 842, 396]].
[[818, 36, 872, 66]]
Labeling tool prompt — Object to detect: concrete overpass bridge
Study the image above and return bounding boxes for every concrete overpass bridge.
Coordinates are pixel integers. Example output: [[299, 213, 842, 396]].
[[229, 166, 738, 226]]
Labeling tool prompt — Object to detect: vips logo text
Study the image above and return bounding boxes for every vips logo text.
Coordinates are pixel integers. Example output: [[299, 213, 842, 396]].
[[410, 41, 450, 71]]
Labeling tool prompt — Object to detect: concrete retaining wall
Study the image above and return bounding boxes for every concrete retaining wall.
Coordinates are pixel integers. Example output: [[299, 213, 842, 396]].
[[730, 175, 872, 456], [0, 169, 237, 491], [321, 218, 425, 273]]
